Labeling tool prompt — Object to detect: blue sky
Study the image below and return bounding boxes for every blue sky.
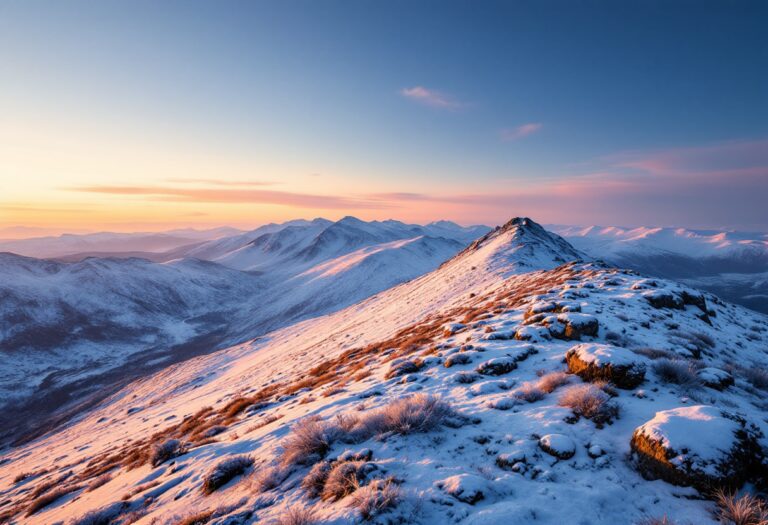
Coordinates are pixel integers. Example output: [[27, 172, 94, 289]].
[[0, 0, 766, 232]]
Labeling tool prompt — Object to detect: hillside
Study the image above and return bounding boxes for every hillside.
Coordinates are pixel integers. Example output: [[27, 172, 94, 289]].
[[2, 218, 766, 524], [0, 219, 488, 440]]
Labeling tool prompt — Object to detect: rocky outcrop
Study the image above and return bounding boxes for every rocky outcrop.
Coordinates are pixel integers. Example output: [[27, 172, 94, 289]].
[[566, 343, 646, 389], [630, 406, 763, 491]]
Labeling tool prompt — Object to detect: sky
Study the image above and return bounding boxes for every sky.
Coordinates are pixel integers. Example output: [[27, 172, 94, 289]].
[[0, 0, 766, 236]]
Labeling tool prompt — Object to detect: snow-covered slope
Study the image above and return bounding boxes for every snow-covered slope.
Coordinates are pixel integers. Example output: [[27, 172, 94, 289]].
[[3, 218, 765, 525], [0, 218, 489, 434], [551, 224, 768, 313], [0, 253, 265, 408]]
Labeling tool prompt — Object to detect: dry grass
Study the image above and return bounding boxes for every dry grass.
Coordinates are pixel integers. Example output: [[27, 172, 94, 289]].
[[536, 371, 571, 393], [321, 460, 372, 501], [201, 455, 253, 495], [349, 477, 401, 520], [302, 461, 332, 498], [743, 368, 768, 391], [149, 438, 185, 467], [250, 464, 287, 493], [559, 383, 618, 424], [354, 394, 455, 437], [635, 517, 676, 525], [633, 347, 677, 360], [714, 489, 768, 525], [652, 359, 700, 388], [175, 510, 214, 525], [26, 485, 81, 516], [280, 416, 339, 467], [275, 506, 317, 525], [513, 382, 545, 403], [86, 473, 112, 492]]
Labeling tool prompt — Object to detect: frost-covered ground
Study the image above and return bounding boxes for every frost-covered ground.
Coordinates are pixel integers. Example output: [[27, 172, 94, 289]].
[[1, 218, 767, 525]]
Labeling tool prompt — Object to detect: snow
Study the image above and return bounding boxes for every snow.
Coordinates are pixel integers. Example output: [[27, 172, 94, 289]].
[[569, 343, 645, 367], [539, 434, 576, 459], [634, 406, 741, 469], [1, 217, 767, 525]]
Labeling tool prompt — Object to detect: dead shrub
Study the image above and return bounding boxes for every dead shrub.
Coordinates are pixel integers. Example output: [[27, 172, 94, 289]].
[[150, 438, 186, 467], [201, 455, 253, 495], [250, 464, 287, 493], [349, 477, 401, 520], [302, 461, 332, 498], [714, 489, 768, 525], [175, 511, 214, 525], [633, 347, 677, 360], [275, 506, 317, 525], [513, 382, 545, 403], [536, 371, 570, 393], [355, 394, 455, 437], [652, 359, 700, 388], [743, 368, 768, 391], [280, 416, 340, 467], [321, 460, 373, 501], [558, 384, 618, 425], [454, 371, 481, 384]]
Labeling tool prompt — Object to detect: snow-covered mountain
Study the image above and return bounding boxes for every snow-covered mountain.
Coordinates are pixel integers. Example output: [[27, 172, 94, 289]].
[[0, 228, 240, 259], [0, 218, 489, 436], [3, 217, 765, 525], [550, 225, 768, 313]]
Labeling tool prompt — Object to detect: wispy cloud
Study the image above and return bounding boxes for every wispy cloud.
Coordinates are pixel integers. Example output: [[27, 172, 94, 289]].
[[499, 123, 543, 141], [66, 186, 393, 210], [165, 178, 276, 186], [400, 86, 463, 109]]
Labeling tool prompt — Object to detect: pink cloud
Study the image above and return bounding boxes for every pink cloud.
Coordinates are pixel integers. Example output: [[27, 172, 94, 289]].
[[500, 123, 543, 141], [400, 86, 462, 109]]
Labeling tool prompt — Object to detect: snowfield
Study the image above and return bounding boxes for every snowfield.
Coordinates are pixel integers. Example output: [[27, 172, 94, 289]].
[[1, 218, 767, 525]]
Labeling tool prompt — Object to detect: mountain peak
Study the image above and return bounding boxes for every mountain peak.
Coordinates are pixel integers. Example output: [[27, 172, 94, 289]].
[[448, 217, 586, 274]]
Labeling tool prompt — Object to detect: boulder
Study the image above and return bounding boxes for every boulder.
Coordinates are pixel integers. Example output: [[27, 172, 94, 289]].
[[630, 405, 763, 490], [476, 356, 517, 376], [697, 367, 734, 391], [435, 474, 486, 504], [566, 343, 646, 389], [539, 434, 576, 459]]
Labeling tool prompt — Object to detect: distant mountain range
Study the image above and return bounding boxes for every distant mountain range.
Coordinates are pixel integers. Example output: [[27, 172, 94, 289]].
[[550, 225, 768, 313]]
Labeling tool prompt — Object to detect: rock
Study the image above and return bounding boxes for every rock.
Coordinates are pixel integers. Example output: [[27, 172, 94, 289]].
[[444, 352, 473, 368], [630, 405, 763, 490], [476, 357, 518, 376], [496, 449, 527, 469], [566, 343, 646, 389], [697, 367, 734, 391], [435, 474, 486, 504], [539, 434, 576, 459], [558, 313, 599, 340]]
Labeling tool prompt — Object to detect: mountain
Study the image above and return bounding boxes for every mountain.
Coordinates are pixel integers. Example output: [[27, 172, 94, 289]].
[[0, 253, 265, 409], [0, 218, 490, 438], [550, 225, 768, 313], [4, 218, 764, 524], [0, 227, 241, 259]]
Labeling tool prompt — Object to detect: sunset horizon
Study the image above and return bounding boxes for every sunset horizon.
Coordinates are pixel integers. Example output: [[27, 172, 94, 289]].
[[2, 1, 766, 234]]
